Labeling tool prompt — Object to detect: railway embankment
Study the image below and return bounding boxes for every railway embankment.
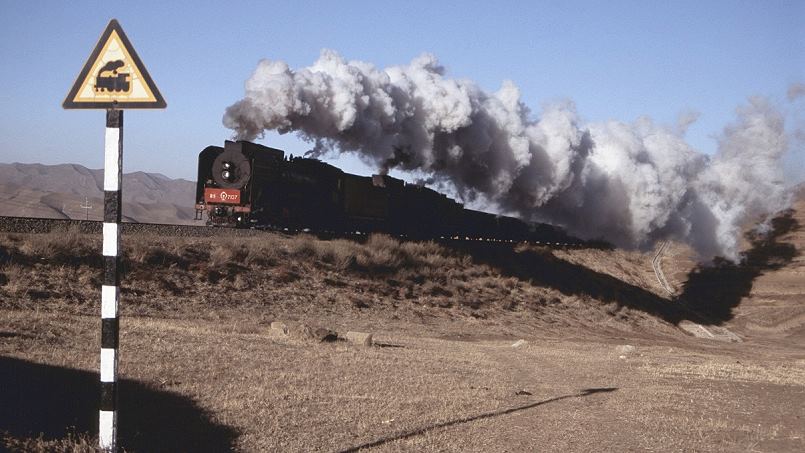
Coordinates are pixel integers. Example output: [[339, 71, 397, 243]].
[[1, 204, 803, 451]]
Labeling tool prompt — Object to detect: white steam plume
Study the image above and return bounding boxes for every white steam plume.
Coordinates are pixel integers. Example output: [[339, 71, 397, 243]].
[[224, 50, 792, 261]]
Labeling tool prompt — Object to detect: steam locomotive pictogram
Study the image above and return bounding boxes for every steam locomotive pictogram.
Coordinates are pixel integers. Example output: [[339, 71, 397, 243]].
[[94, 60, 130, 93]]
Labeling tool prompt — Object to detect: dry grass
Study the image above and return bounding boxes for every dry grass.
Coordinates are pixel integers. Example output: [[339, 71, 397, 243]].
[[2, 228, 804, 451], [2, 310, 803, 452], [1, 231, 527, 318], [1, 430, 100, 453], [642, 358, 805, 386], [0, 228, 695, 344], [551, 246, 661, 295], [16, 226, 100, 265]]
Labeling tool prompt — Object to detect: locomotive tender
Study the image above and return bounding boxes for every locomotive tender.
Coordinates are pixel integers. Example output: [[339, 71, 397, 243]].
[[195, 140, 575, 243]]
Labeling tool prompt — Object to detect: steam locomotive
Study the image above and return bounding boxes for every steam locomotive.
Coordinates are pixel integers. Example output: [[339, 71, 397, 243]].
[[195, 140, 578, 244], [95, 60, 130, 93]]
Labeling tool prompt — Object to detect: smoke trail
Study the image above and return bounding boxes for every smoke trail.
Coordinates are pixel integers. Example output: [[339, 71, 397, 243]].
[[788, 82, 805, 101], [223, 50, 793, 261]]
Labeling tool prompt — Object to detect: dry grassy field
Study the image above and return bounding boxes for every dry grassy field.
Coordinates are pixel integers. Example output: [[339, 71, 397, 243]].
[[1, 201, 804, 452]]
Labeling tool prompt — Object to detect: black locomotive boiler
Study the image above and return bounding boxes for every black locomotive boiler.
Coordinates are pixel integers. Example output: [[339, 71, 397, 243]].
[[195, 140, 577, 244]]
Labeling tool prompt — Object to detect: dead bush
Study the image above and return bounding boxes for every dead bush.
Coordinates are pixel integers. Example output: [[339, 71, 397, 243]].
[[244, 242, 281, 267], [1, 233, 23, 243], [423, 281, 454, 297], [0, 264, 25, 296], [274, 265, 301, 283], [313, 239, 357, 269], [350, 234, 408, 272], [135, 245, 186, 268], [400, 240, 442, 260], [179, 242, 211, 263], [366, 233, 400, 251], [126, 237, 194, 271], [278, 233, 459, 275], [287, 234, 318, 257], [18, 227, 98, 264], [233, 274, 250, 290], [210, 240, 250, 267]]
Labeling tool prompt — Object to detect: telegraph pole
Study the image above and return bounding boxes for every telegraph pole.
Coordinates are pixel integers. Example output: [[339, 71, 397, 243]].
[[80, 197, 93, 220]]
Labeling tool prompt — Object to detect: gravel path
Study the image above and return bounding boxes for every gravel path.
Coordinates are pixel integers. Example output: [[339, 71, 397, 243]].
[[0, 216, 266, 238]]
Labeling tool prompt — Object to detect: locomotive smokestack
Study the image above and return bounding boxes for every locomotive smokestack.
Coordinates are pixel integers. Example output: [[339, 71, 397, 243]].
[[378, 145, 414, 176], [223, 50, 798, 261]]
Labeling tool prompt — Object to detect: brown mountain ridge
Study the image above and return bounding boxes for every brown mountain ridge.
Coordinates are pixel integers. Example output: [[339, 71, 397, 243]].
[[0, 162, 197, 224]]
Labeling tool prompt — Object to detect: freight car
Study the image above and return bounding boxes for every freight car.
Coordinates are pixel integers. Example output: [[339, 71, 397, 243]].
[[195, 140, 577, 244]]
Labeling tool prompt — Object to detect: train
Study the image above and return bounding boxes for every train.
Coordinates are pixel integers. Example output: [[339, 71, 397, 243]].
[[94, 60, 130, 93], [195, 140, 581, 244]]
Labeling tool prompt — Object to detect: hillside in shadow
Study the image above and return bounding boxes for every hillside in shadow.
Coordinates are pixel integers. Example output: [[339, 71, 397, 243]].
[[0, 356, 238, 452], [677, 209, 800, 324], [448, 209, 799, 326], [447, 241, 692, 324]]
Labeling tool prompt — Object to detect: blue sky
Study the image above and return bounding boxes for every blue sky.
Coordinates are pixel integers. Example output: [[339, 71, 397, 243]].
[[0, 0, 802, 181]]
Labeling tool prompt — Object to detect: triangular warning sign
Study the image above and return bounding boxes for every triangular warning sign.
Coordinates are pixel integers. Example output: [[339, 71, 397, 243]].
[[64, 19, 165, 109]]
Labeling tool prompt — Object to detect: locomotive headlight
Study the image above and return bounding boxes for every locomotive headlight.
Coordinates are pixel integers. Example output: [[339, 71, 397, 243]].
[[222, 170, 232, 180], [222, 161, 232, 170]]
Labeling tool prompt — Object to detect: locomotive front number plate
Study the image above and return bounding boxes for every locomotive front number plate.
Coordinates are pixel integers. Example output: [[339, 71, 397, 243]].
[[63, 19, 165, 109], [205, 188, 241, 204]]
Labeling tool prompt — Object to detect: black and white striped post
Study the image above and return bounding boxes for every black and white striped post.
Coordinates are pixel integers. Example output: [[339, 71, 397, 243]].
[[62, 19, 166, 452], [100, 109, 123, 451]]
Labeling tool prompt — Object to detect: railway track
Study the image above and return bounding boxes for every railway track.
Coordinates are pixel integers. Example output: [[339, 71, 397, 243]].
[[652, 241, 675, 295], [0, 215, 241, 237], [0, 215, 595, 248], [650, 240, 742, 341]]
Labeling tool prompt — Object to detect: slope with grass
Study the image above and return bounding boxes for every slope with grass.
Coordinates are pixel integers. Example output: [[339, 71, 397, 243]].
[[0, 195, 803, 451]]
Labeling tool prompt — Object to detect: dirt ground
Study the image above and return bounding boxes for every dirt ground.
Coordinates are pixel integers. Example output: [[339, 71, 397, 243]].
[[1, 195, 803, 452]]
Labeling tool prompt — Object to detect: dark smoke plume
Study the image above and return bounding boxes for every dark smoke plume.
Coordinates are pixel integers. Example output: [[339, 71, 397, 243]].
[[224, 50, 794, 261]]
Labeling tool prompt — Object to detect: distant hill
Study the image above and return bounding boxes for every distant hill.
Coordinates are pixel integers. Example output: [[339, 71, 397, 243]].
[[0, 162, 198, 224]]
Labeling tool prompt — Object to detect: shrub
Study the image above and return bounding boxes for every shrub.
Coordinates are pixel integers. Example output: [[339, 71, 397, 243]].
[[287, 234, 318, 257], [18, 227, 98, 265], [313, 239, 356, 269], [244, 241, 281, 267], [352, 234, 406, 272], [209, 239, 250, 267]]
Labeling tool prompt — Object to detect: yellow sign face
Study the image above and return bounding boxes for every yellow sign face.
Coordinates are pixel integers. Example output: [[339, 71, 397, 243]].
[[64, 19, 165, 109]]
